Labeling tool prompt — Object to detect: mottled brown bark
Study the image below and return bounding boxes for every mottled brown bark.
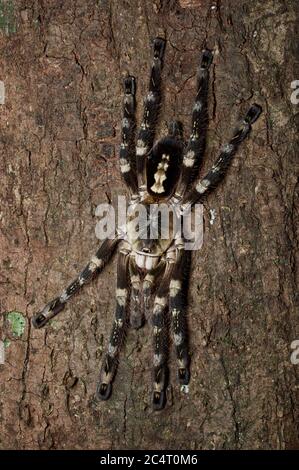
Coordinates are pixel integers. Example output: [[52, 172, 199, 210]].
[[0, 0, 298, 450]]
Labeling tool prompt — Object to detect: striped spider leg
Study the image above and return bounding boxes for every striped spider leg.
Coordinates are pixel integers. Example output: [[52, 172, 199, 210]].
[[129, 255, 144, 329], [136, 37, 166, 194], [150, 243, 189, 410], [169, 246, 191, 388], [32, 237, 119, 329], [119, 76, 138, 196], [182, 103, 262, 207], [174, 49, 213, 200], [96, 245, 130, 400]]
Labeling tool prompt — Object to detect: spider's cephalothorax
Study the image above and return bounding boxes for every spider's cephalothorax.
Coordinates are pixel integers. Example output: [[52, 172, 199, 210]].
[[32, 38, 262, 410]]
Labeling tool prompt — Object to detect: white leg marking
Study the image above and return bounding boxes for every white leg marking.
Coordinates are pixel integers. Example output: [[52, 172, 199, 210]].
[[183, 150, 195, 167], [60, 290, 69, 302], [222, 143, 234, 153], [122, 117, 130, 128], [153, 353, 162, 366], [193, 101, 202, 112], [147, 91, 156, 102], [116, 288, 128, 306], [90, 256, 103, 269], [174, 333, 183, 345], [196, 179, 209, 194], [170, 280, 181, 297], [136, 140, 147, 156], [120, 158, 131, 173]]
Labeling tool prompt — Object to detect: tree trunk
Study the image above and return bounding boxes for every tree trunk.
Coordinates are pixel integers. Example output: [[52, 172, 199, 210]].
[[0, 0, 298, 450]]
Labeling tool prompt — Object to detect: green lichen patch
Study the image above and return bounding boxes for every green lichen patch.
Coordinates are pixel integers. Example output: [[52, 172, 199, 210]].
[[7, 311, 26, 337], [0, 0, 16, 35]]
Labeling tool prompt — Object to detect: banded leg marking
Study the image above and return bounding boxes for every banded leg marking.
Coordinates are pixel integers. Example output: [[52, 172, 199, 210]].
[[175, 49, 213, 199], [96, 252, 129, 401], [169, 252, 190, 385], [151, 262, 175, 410], [32, 238, 118, 329], [120, 76, 138, 194], [129, 257, 144, 329], [136, 37, 166, 191], [183, 104, 262, 207]]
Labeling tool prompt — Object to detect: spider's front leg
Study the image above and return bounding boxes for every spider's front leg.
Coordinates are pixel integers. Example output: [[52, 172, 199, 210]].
[[96, 249, 130, 401], [119, 76, 138, 195], [183, 104, 262, 207], [32, 237, 118, 328], [175, 49, 213, 199], [136, 37, 166, 193]]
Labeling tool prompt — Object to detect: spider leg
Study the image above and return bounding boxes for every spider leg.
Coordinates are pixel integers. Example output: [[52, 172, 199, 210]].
[[169, 250, 190, 385], [32, 238, 119, 329], [183, 104, 262, 207], [129, 256, 144, 329], [143, 259, 166, 312], [96, 250, 130, 400], [151, 261, 174, 411], [136, 37, 166, 193], [175, 49, 213, 199], [119, 76, 138, 195]]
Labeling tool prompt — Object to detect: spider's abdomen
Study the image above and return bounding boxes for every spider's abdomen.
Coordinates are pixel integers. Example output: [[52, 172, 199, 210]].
[[147, 137, 183, 198]]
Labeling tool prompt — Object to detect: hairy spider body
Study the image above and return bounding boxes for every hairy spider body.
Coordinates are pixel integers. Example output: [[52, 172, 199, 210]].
[[32, 38, 261, 410]]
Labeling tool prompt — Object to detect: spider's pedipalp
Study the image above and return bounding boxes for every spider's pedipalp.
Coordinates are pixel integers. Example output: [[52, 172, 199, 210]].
[[136, 37, 166, 193]]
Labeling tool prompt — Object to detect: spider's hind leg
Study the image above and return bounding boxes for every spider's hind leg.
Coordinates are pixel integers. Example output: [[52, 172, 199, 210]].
[[129, 257, 145, 329], [169, 251, 190, 386], [96, 251, 130, 401], [151, 263, 173, 411]]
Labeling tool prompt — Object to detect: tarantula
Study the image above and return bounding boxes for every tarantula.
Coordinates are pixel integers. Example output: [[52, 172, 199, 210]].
[[32, 38, 261, 410]]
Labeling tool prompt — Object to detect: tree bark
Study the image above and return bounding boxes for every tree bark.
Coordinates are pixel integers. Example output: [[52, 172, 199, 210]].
[[0, 0, 298, 450]]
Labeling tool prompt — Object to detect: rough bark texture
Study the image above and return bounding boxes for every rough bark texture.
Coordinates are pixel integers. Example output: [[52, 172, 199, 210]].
[[0, 0, 298, 450]]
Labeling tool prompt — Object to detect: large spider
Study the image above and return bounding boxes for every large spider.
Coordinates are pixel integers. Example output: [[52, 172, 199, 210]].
[[32, 38, 261, 410]]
